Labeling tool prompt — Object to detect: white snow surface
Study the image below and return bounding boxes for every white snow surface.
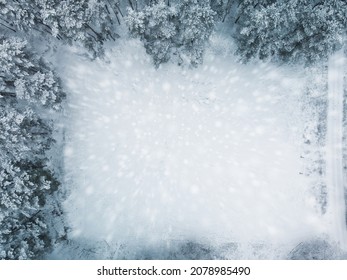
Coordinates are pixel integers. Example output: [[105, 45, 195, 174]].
[[327, 50, 347, 250], [60, 38, 328, 253]]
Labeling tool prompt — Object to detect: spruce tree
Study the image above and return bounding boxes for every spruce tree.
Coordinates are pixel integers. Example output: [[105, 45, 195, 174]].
[[126, 0, 216, 66], [234, 0, 347, 63], [0, 37, 65, 259]]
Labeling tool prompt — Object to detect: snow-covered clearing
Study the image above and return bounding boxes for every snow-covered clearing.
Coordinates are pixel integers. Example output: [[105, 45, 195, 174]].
[[58, 38, 331, 258]]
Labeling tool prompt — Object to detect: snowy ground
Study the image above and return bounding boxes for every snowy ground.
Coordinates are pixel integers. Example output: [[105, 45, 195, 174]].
[[327, 50, 347, 251], [55, 37, 331, 258]]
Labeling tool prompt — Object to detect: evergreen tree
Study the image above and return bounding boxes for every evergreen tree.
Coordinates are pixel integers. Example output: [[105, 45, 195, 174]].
[[0, 37, 64, 109], [0, 0, 121, 56], [126, 0, 216, 66], [234, 0, 347, 63], [0, 37, 65, 260]]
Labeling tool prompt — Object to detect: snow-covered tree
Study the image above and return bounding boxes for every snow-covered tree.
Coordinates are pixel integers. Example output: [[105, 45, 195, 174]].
[[209, 0, 233, 21], [0, 37, 66, 260], [0, 0, 121, 56], [0, 37, 65, 109], [126, 0, 216, 66], [234, 0, 347, 63], [0, 104, 58, 259]]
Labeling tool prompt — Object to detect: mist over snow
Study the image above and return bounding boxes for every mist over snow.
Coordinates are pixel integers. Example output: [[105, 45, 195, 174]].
[[57, 37, 329, 256]]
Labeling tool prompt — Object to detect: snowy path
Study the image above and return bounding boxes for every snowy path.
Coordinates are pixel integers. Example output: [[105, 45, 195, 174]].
[[327, 49, 347, 251], [59, 39, 328, 257]]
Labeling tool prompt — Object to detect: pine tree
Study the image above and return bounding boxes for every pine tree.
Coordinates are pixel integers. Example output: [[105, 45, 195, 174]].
[[0, 37, 65, 259], [234, 0, 347, 63], [0, 0, 121, 56], [126, 0, 216, 66]]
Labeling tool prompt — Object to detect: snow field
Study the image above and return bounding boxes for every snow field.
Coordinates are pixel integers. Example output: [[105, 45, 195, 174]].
[[60, 38, 328, 255]]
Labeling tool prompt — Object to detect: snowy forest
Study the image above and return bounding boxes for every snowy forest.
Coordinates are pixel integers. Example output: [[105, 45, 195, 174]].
[[1, 0, 347, 260]]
